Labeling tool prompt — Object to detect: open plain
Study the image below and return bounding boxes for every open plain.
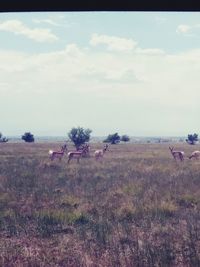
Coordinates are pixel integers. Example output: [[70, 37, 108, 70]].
[[0, 142, 200, 267]]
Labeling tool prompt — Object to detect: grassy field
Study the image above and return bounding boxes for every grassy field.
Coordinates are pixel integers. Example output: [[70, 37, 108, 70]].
[[0, 142, 200, 267]]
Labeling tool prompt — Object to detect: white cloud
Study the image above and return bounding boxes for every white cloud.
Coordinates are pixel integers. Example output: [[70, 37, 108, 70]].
[[136, 48, 165, 55], [1, 39, 199, 104], [176, 24, 191, 34], [32, 18, 61, 27], [155, 16, 167, 24], [1, 35, 200, 135], [89, 34, 165, 56], [90, 33, 137, 51], [176, 23, 200, 36], [0, 20, 58, 42]]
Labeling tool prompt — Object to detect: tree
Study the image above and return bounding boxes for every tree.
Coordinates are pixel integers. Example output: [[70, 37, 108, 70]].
[[120, 135, 130, 142], [22, 132, 35, 143], [0, 132, 8, 143], [68, 127, 92, 150], [1, 137, 8, 143], [186, 133, 198, 145], [103, 132, 121, 144]]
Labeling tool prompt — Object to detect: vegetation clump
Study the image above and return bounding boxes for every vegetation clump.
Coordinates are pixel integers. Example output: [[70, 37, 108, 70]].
[[120, 134, 130, 142], [0, 132, 8, 143], [22, 132, 35, 143], [68, 127, 92, 150], [103, 132, 121, 144], [186, 133, 198, 145]]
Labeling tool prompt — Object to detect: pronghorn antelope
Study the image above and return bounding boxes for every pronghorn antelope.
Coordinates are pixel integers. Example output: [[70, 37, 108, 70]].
[[94, 144, 109, 160], [189, 150, 200, 160], [169, 146, 185, 161], [78, 143, 90, 157], [67, 145, 88, 164], [49, 144, 68, 161]]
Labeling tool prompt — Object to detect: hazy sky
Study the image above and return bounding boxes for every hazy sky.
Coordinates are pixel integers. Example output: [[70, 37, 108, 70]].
[[1, 12, 200, 136]]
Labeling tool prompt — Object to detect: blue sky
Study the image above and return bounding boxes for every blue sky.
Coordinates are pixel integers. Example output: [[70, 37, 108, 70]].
[[1, 12, 200, 136]]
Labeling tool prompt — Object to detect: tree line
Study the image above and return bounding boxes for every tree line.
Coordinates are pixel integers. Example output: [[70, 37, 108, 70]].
[[0, 128, 130, 148], [0, 129, 199, 148]]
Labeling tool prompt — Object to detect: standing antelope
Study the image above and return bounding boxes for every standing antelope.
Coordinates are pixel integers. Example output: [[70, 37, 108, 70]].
[[189, 150, 200, 160], [79, 143, 90, 157], [49, 144, 68, 161], [67, 146, 88, 164], [94, 144, 109, 160], [169, 146, 185, 162]]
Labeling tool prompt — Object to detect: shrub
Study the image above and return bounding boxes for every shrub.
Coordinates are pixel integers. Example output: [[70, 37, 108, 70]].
[[0, 132, 8, 143], [120, 135, 130, 142], [68, 127, 92, 150], [22, 132, 34, 143], [103, 133, 120, 144], [186, 133, 198, 145]]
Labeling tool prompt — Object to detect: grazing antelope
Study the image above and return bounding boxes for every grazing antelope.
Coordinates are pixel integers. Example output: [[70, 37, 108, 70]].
[[94, 144, 109, 160], [78, 143, 90, 157], [67, 145, 88, 164], [49, 144, 68, 161], [189, 150, 200, 160], [169, 146, 185, 162]]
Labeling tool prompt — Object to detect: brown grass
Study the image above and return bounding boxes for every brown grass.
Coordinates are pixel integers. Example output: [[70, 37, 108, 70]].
[[0, 142, 200, 266]]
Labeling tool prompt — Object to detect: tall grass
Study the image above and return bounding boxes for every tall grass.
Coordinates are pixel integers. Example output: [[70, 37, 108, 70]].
[[0, 142, 200, 266]]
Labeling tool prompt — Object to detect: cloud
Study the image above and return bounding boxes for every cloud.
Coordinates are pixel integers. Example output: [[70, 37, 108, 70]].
[[0, 20, 58, 42], [1, 34, 200, 135], [155, 16, 167, 24], [89, 33, 165, 56], [32, 18, 61, 27], [176, 23, 200, 36], [176, 24, 191, 34], [76, 68, 140, 85], [136, 48, 165, 55], [90, 33, 137, 51], [32, 17, 72, 28], [0, 37, 199, 101]]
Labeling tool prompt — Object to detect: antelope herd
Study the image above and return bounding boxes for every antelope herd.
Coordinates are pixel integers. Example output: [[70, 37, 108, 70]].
[[169, 146, 200, 162], [48, 143, 200, 164], [49, 143, 109, 163]]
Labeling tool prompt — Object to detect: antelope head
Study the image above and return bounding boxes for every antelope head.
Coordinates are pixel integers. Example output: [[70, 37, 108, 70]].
[[104, 144, 109, 151]]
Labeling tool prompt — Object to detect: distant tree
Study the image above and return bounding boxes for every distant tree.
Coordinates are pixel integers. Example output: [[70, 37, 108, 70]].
[[104, 133, 121, 144], [186, 133, 198, 145], [0, 132, 8, 143], [1, 137, 8, 143], [68, 127, 92, 150], [120, 135, 130, 142], [22, 132, 35, 143]]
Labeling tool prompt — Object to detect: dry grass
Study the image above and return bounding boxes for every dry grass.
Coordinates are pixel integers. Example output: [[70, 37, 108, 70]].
[[0, 142, 200, 266]]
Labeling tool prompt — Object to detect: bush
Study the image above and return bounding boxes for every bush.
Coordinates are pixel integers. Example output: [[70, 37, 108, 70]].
[[186, 133, 198, 145], [68, 127, 92, 150], [22, 132, 34, 143], [120, 135, 130, 142], [104, 133, 120, 144], [0, 132, 8, 143], [0, 137, 8, 143]]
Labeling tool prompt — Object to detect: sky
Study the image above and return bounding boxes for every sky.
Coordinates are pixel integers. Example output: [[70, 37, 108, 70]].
[[0, 11, 200, 137]]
